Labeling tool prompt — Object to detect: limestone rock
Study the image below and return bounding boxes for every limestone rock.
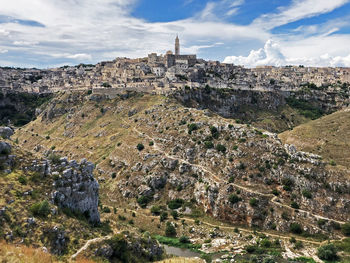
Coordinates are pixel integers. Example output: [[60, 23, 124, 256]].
[[0, 127, 14, 139], [52, 158, 100, 224]]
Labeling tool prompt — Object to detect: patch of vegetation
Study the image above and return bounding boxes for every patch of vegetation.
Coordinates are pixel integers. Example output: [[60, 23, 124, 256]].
[[168, 198, 184, 210], [229, 194, 242, 204], [136, 143, 144, 151], [290, 222, 303, 234], [187, 123, 198, 134], [30, 200, 50, 218], [317, 243, 338, 261], [216, 144, 226, 153], [286, 97, 324, 120], [137, 195, 152, 208], [342, 222, 350, 236], [154, 235, 201, 250], [165, 222, 177, 237]]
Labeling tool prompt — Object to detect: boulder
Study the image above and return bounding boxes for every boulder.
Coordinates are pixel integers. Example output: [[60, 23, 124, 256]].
[[0, 141, 11, 155], [0, 127, 14, 139]]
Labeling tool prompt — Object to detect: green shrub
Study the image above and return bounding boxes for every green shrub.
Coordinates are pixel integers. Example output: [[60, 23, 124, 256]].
[[260, 238, 271, 248], [294, 241, 304, 250], [302, 189, 312, 199], [18, 176, 27, 185], [249, 198, 258, 207], [210, 126, 219, 139], [179, 235, 190, 243], [171, 210, 179, 220], [149, 141, 154, 146], [107, 234, 128, 261], [341, 222, 350, 236], [136, 143, 144, 151], [204, 141, 214, 149], [187, 123, 198, 134], [291, 201, 300, 209], [216, 144, 226, 153], [137, 195, 151, 208], [160, 212, 168, 222], [290, 222, 303, 234], [229, 194, 242, 204], [48, 153, 61, 165], [168, 199, 184, 210], [30, 200, 50, 218], [317, 243, 338, 261], [330, 160, 337, 166], [102, 206, 111, 213], [151, 205, 161, 215], [165, 222, 177, 237]]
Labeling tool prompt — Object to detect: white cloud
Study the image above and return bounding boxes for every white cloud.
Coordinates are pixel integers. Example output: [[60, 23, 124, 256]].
[[0, 0, 349, 67], [224, 40, 286, 67], [224, 39, 350, 67], [0, 49, 8, 54], [13, 41, 39, 46], [66, 53, 92, 60], [253, 0, 350, 29]]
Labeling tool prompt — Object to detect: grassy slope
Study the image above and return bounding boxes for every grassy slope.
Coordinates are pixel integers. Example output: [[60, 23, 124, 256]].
[[279, 108, 350, 169], [13, 92, 350, 262]]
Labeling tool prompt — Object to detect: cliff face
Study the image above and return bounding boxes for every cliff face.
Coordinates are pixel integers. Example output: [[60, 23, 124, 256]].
[[52, 158, 100, 224], [173, 87, 350, 132], [0, 91, 52, 126]]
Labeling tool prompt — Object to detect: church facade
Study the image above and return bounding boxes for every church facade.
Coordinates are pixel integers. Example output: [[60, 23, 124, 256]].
[[148, 36, 197, 68]]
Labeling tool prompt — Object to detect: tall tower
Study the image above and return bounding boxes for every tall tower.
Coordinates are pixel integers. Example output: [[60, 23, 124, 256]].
[[175, 35, 180, 56]]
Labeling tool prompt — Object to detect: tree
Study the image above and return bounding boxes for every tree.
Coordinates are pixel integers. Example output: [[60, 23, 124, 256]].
[[137, 143, 144, 151], [229, 194, 242, 204], [30, 200, 50, 218], [317, 243, 338, 261], [216, 144, 226, 153], [341, 222, 350, 236], [165, 222, 176, 237], [160, 212, 168, 222], [249, 198, 258, 207], [179, 236, 190, 243], [151, 205, 161, 215], [290, 222, 303, 234]]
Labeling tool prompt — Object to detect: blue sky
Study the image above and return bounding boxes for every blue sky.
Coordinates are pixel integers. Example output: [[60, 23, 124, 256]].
[[0, 0, 350, 68]]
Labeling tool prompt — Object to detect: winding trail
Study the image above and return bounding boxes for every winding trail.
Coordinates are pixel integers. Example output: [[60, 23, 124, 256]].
[[71, 236, 111, 260], [125, 118, 346, 226]]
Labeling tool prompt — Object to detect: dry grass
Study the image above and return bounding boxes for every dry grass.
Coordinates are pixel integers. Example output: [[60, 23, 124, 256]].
[[156, 258, 205, 263], [279, 108, 350, 169], [0, 241, 53, 263], [0, 241, 96, 263]]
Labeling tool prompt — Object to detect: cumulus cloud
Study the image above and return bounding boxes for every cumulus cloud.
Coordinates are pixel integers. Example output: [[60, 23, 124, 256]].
[[253, 0, 350, 29], [0, 0, 349, 67], [224, 40, 286, 67], [0, 49, 8, 54], [224, 39, 350, 67]]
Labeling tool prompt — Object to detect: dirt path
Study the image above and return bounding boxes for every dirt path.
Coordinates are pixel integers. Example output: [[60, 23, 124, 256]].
[[126, 119, 346, 225], [71, 236, 111, 260]]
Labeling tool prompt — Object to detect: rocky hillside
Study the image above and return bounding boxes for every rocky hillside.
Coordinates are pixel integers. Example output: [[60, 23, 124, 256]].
[[0, 127, 165, 262], [280, 108, 350, 169], [11, 91, 350, 262]]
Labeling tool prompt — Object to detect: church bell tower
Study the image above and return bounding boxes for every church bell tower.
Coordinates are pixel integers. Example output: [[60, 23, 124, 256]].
[[175, 35, 180, 56]]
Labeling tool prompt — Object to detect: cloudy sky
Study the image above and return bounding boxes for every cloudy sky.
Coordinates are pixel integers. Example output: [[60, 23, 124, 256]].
[[0, 0, 350, 68]]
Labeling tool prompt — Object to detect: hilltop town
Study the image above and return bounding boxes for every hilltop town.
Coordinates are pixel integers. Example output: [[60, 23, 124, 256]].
[[1, 37, 350, 96]]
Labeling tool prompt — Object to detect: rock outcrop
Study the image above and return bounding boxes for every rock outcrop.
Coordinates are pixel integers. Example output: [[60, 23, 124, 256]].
[[0, 141, 11, 155], [52, 158, 100, 224], [0, 127, 13, 139]]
